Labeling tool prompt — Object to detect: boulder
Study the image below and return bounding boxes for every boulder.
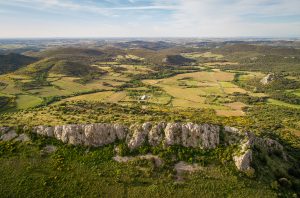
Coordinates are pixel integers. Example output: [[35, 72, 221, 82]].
[[41, 145, 57, 154], [233, 149, 253, 171], [224, 126, 240, 133], [0, 127, 10, 135], [223, 126, 244, 145], [260, 73, 275, 85], [233, 134, 254, 172], [14, 133, 31, 142], [0, 130, 17, 141]]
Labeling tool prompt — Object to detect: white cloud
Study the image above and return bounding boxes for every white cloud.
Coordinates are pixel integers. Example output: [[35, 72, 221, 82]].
[[0, 0, 299, 37], [161, 0, 300, 37], [1, 0, 177, 13]]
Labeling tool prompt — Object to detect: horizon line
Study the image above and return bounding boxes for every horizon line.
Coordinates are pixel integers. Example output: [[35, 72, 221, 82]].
[[0, 36, 300, 40]]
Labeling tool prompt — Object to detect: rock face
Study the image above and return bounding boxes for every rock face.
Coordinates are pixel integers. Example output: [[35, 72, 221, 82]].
[[0, 127, 31, 142], [127, 122, 152, 149], [233, 149, 253, 172], [260, 73, 275, 85], [233, 137, 253, 172], [34, 123, 127, 147], [0, 122, 284, 173], [233, 132, 285, 172], [33, 122, 220, 150], [0, 127, 10, 135], [0, 130, 18, 141], [14, 133, 30, 142]]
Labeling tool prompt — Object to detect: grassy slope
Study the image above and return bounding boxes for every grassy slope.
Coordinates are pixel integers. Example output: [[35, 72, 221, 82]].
[[0, 137, 276, 198], [268, 99, 300, 109], [16, 95, 43, 109], [0, 53, 37, 74]]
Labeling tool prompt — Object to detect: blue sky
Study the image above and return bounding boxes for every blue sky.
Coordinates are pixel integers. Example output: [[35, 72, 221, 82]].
[[0, 0, 299, 38]]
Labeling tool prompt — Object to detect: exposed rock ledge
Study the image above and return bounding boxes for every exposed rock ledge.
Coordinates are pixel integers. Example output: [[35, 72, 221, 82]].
[[0, 123, 285, 173], [33, 123, 220, 149]]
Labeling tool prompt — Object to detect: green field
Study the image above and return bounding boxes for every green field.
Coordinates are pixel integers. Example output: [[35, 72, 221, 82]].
[[16, 94, 43, 109], [268, 99, 300, 109], [182, 52, 224, 59], [143, 70, 249, 116]]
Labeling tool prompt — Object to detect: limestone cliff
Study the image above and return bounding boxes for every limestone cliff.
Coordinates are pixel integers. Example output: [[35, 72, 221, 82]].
[[33, 122, 220, 149], [0, 122, 285, 173]]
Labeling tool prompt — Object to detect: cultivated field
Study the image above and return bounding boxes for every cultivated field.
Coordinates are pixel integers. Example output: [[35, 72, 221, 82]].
[[143, 70, 249, 116]]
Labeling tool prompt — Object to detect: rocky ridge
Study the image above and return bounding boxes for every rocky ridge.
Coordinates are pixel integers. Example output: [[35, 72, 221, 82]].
[[0, 122, 285, 173]]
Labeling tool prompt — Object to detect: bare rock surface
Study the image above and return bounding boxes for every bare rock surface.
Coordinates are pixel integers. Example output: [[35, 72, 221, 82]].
[[233, 132, 285, 172], [164, 123, 219, 149], [148, 122, 166, 146], [175, 161, 202, 173], [42, 145, 57, 154], [233, 149, 253, 172], [33, 122, 221, 150], [35, 126, 54, 137], [0, 130, 18, 141], [30, 122, 285, 173], [260, 73, 275, 85], [175, 161, 203, 181], [127, 122, 152, 149], [113, 155, 134, 163], [34, 123, 127, 147], [113, 154, 163, 167], [14, 133, 31, 142], [0, 127, 10, 135]]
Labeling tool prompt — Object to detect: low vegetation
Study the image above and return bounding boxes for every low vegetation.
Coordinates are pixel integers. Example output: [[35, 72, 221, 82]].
[[0, 40, 299, 197]]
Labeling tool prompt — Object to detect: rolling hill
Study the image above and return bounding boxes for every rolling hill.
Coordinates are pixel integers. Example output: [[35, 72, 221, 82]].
[[0, 53, 37, 74]]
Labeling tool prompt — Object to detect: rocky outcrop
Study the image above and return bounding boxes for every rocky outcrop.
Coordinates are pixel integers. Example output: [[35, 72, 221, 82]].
[[223, 126, 244, 146], [127, 122, 152, 149], [14, 133, 30, 142], [41, 145, 57, 154], [35, 123, 127, 147], [233, 149, 253, 172], [0, 130, 18, 141], [0, 127, 10, 135], [148, 122, 166, 146], [32, 122, 220, 150], [181, 123, 219, 149], [233, 137, 253, 172], [1, 122, 285, 173], [0, 127, 31, 142], [260, 73, 275, 85], [233, 132, 285, 172]]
